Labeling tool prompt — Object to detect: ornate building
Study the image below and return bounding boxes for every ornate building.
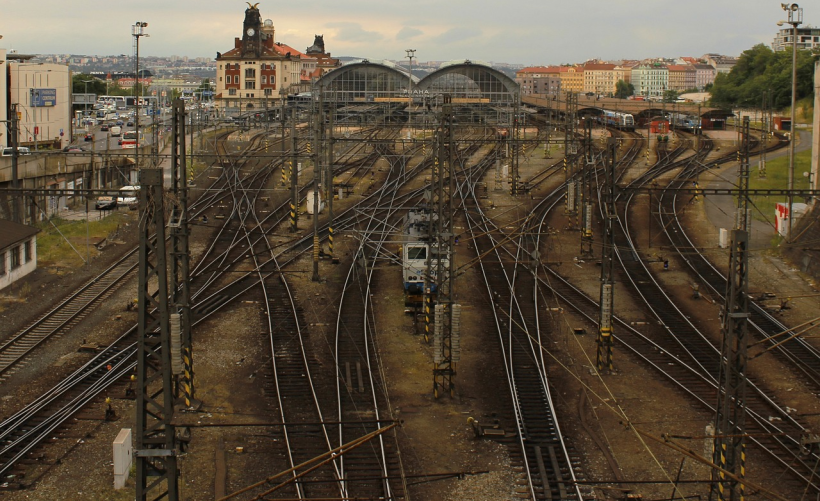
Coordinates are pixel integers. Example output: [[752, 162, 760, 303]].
[[214, 3, 340, 116]]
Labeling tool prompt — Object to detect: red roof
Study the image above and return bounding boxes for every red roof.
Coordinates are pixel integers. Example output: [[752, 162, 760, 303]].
[[518, 66, 561, 74], [583, 63, 616, 71]]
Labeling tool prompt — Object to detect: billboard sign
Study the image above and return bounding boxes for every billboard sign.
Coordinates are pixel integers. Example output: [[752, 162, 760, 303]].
[[31, 88, 57, 107]]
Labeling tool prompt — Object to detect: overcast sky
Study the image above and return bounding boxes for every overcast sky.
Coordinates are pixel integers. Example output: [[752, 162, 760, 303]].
[[0, 1, 797, 65]]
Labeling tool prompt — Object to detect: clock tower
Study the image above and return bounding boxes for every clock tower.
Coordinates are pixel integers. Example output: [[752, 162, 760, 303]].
[[241, 3, 263, 57]]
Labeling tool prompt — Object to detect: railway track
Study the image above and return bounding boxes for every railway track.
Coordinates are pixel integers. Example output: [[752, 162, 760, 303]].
[[0, 124, 420, 489], [654, 140, 820, 392], [606, 130, 820, 493]]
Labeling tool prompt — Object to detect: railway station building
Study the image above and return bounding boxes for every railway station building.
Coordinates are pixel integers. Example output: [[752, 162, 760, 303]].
[[0, 219, 40, 291], [214, 4, 340, 117]]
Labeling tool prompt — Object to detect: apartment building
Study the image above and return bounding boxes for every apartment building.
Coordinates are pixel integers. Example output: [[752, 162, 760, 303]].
[[515, 66, 561, 96]]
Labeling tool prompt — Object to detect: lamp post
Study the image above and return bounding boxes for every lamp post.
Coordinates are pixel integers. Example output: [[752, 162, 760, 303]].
[[779, 3, 802, 240], [405, 49, 416, 100], [80, 78, 93, 132], [132, 21, 149, 173]]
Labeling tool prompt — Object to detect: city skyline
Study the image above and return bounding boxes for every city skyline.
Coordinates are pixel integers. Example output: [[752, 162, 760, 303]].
[[0, 1, 804, 65]]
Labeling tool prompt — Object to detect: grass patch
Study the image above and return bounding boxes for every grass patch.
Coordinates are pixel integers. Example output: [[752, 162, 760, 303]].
[[747, 147, 813, 224], [36, 212, 134, 268]]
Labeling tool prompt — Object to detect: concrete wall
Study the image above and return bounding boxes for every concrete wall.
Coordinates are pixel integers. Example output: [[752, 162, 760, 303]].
[[0, 153, 137, 222], [0, 235, 38, 291]]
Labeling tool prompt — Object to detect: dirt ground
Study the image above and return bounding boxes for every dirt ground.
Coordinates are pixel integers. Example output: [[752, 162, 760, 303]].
[[1, 128, 819, 501]]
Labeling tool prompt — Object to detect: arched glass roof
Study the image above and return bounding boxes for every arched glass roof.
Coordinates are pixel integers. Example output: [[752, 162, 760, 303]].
[[416, 61, 519, 104]]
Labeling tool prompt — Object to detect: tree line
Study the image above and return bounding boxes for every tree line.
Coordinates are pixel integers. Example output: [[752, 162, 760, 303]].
[[709, 43, 818, 109]]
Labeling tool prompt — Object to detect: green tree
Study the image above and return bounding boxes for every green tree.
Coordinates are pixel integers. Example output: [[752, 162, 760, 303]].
[[709, 43, 818, 108], [72, 74, 106, 95], [614, 80, 634, 99], [663, 89, 680, 102]]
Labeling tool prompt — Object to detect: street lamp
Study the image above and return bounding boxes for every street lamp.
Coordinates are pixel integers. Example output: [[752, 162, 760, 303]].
[[778, 3, 802, 240], [132, 21, 149, 172], [405, 49, 416, 100], [80, 78, 93, 124]]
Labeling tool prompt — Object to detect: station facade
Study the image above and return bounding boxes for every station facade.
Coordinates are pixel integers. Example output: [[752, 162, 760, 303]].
[[214, 4, 341, 117]]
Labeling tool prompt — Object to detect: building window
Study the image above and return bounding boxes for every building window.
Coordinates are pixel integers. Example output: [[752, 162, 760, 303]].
[[24, 241, 31, 262], [261, 75, 267, 84], [229, 89, 237, 96], [219, 65, 222, 70], [219, 76, 223, 82], [245, 68, 256, 78], [264, 88, 272, 96], [11, 246, 20, 269], [0, 252, 5, 276], [245, 80, 255, 90]]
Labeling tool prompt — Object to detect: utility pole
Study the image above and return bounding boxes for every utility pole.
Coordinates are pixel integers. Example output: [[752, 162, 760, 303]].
[[564, 92, 579, 229], [510, 98, 521, 196], [132, 22, 148, 173], [596, 139, 617, 373], [326, 94, 336, 262], [9, 104, 21, 223], [312, 92, 322, 282], [712, 117, 751, 501], [135, 168, 179, 501], [580, 119, 595, 257], [290, 105, 299, 232], [432, 99, 459, 398], [169, 98, 199, 414]]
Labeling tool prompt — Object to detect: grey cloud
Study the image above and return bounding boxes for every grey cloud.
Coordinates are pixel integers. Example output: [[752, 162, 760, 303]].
[[432, 26, 481, 45], [325, 22, 384, 43], [396, 27, 423, 40]]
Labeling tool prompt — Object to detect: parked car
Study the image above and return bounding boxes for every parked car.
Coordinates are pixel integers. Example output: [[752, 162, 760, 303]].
[[126, 121, 135, 127], [1, 147, 31, 156], [100, 124, 110, 132], [94, 196, 117, 210], [116, 120, 124, 126]]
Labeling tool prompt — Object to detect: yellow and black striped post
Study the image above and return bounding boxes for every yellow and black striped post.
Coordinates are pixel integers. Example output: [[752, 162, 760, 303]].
[[281, 161, 289, 186], [181, 345, 194, 407], [424, 294, 432, 344], [290, 201, 298, 232], [328, 224, 334, 259], [739, 442, 746, 500], [717, 442, 727, 500]]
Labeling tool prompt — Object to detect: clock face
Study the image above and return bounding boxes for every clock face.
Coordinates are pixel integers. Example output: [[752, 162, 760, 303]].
[[246, 28, 255, 36]]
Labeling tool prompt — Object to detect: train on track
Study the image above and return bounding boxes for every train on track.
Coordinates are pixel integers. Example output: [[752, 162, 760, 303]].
[[669, 112, 702, 133], [597, 109, 635, 130], [402, 207, 448, 305]]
